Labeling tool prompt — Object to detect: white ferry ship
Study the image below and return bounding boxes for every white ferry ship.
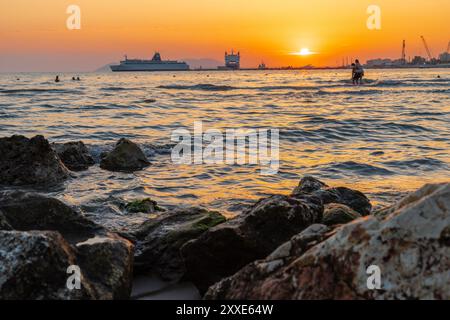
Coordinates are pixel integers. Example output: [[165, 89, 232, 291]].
[[110, 53, 190, 72]]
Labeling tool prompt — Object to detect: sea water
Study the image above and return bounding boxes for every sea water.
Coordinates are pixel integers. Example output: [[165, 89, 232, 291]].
[[0, 68, 449, 230]]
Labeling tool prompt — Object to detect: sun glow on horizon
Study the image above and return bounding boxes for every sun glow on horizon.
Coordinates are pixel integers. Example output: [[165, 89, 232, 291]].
[[0, 0, 448, 71], [292, 48, 316, 56]]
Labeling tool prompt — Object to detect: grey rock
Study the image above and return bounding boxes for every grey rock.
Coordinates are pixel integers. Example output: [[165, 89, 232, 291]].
[[100, 138, 149, 172], [207, 182, 450, 300], [205, 223, 332, 299], [76, 233, 134, 299], [292, 176, 372, 215], [323, 203, 361, 226], [0, 230, 96, 300], [52, 141, 95, 171], [0, 192, 135, 300], [181, 194, 323, 293], [0, 191, 100, 244], [133, 207, 226, 281], [0, 210, 12, 231], [0, 135, 69, 186]]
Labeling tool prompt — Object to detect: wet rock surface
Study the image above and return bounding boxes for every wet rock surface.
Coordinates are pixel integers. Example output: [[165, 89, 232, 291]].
[[181, 193, 324, 293], [125, 198, 163, 214], [323, 203, 361, 226], [76, 233, 134, 299], [292, 176, 372, 215], [133, 207, 226, 281], [100, 138, 149, 172], [205, 224, 333, 299], [0, 210, 13, 230], [206, 182, 450, 300], [0, 192, 134, 300], [0, 191, 100, 243], [0, 135, 69, 186], [52, 141, 95, 171], [1, 160, 447, 301], [0, 230, 95, 300]]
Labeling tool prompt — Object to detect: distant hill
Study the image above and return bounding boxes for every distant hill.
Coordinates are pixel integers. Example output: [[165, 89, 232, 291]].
[[183, 58, 222, 69]]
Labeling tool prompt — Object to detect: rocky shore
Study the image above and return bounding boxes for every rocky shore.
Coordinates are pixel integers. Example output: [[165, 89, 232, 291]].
[[0, 135, 449, 300]]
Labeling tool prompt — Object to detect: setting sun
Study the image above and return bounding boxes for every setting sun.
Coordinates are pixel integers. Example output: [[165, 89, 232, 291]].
[[294, 48, 315, 56]]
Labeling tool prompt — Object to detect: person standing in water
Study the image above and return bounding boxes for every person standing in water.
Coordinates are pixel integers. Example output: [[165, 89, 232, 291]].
[[352, 59, 364, 85], [55, 75, 60, 83]]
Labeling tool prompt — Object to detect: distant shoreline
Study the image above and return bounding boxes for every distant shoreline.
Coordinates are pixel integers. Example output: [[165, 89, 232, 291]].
[[2, 65, 449, 74], [191, 65, 450, 71]]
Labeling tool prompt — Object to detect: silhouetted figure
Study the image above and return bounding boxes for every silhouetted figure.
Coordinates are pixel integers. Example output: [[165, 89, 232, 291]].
[[352, 59, 364, 85], [72, 77, 76, 81], [76, 77, 80, 81], [55, 76, 60, 83]]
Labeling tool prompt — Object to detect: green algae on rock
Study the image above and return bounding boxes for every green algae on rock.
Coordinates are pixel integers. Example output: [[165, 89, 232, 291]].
[[133, 207, 226, 281]]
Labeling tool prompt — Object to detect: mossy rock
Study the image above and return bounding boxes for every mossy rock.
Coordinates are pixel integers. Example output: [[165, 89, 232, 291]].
[[125, 198, 164, 214], [133, 207, 226, 280], [193, 212, 227, 232]]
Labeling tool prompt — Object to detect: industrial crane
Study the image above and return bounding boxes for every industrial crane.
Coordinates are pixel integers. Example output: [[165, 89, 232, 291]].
[[420, 35, 433, 61], [401, 40, 406, 64]]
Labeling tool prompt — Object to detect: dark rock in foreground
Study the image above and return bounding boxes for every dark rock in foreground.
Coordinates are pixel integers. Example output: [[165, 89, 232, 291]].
[[0, 231, 95, 299], [0, 210, 13, 230], [100, 138, 149, 172], [76, 233, 134, 299], [133, 207, 226, 281], [0, 191, 100, 243], [181, 194, 323, 293], [292, 176, 372, 215], [206, 182, 450, 299], [0, 135, 69, 186], [322, 203, 361, 226], [0, 192, 134, 300], [52, 141, 95, 171], [205, 224, 333, 299]]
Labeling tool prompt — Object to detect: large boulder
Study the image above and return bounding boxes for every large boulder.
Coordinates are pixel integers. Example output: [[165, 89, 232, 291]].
[[0, 135, 69, 186], [292, 176, 372, 215], [181, 194, 323, 293], [76, 233, 134, 299], [100, 138, 149, 172], [206, 182, 450, 299], [132, 207, 226, 281], [205, 224, 332, 299], [0, 192, 135, 299], [0, 231, 96, 299], [0, 191, 100, 243], [52, 141, 95, 171]]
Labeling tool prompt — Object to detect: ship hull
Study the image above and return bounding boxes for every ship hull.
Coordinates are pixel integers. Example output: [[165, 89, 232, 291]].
[[110, 63, 189, 72]]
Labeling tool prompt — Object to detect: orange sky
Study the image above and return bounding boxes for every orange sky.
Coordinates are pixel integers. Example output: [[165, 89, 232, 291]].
[[0, 0, 449, 71]]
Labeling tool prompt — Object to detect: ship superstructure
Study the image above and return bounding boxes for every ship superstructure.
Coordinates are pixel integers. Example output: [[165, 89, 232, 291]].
[[224, 50, 240, 69]]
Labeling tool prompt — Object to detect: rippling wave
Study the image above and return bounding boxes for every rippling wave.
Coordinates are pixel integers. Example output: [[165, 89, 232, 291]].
[[0, 69, 449, 219]]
